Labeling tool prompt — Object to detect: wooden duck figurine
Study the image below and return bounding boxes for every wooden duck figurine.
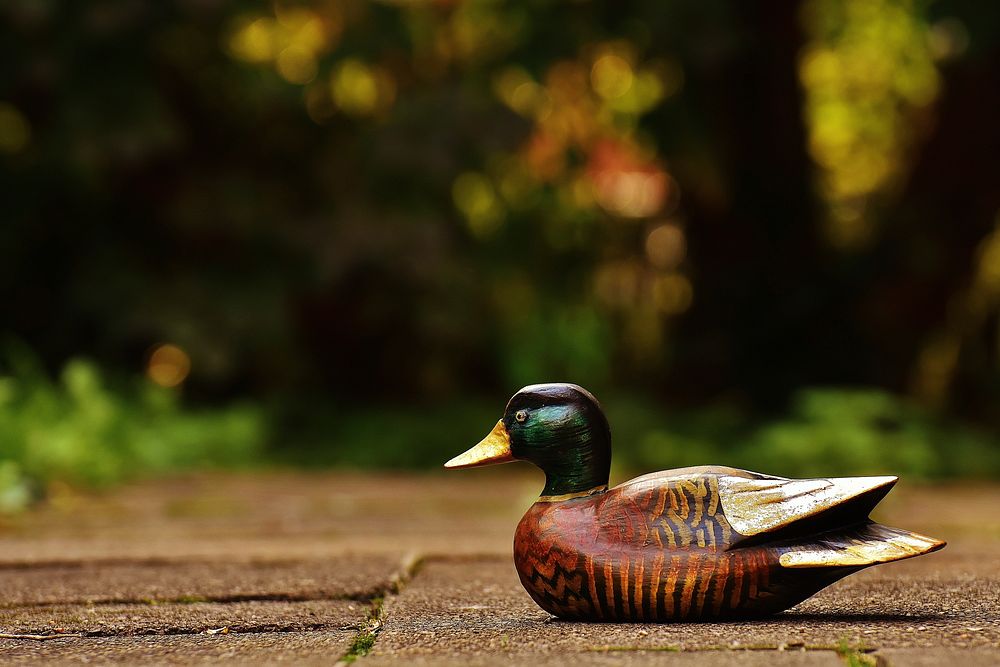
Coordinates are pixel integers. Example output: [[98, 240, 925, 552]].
[[445, 383, 945, 622]]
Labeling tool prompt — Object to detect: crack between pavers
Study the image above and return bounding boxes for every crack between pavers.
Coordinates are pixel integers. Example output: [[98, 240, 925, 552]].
[[0, 557, 339, 571], [0, 623, 350, 641], [334, 552, 424, 666], [0, 555, 423, 664], [0, 590, 382, 610], [419, 553, 506, 564], [0, 553, 425, 648]]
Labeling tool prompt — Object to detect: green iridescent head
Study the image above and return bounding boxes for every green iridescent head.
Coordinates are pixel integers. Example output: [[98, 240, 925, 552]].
[[446, 383, 612, 498]]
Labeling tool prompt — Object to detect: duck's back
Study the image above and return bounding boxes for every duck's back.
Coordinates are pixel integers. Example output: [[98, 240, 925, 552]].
[[513, 466, 943, 621]]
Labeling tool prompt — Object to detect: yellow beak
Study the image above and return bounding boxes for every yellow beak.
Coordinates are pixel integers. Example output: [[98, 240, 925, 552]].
[[444, 420, 514, 468]]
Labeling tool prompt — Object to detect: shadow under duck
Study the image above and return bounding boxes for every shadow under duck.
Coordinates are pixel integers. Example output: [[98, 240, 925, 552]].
[[445, 383, 945, 622]]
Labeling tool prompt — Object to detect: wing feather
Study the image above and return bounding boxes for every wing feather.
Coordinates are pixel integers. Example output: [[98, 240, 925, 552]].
[[611, 468, 899, 552], [777, 522, 945, 568], [717, 475, 897, 539]]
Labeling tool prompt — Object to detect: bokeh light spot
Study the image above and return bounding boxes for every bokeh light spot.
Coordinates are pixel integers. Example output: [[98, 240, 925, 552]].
[[645, 223, 686, 270], [147, 344, 191, 388], [277, 46, 318, 84], [331, 59, 395, 116], [593, 170, 667, 218], [591, 53, 634, 100], [228, 18, 278, 63], [452, 172, 505, 238], [587, 139, 673, 219], [227, 8, 338, 86], [652, 274, 693, 315]]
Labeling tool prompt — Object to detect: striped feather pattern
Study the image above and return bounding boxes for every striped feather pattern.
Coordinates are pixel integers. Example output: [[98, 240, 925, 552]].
[[515, 472, 841, 621]]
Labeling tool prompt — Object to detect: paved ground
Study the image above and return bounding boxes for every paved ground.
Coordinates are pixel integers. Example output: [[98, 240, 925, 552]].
[[0, 469, 997, 665]]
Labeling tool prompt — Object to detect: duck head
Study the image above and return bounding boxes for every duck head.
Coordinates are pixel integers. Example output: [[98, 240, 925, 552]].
[[445, 383, 611, 499]]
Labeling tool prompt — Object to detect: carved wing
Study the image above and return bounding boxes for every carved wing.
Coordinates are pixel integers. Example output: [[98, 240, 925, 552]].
[[716, 474, 898, 540], [614, 467, 899, 551]]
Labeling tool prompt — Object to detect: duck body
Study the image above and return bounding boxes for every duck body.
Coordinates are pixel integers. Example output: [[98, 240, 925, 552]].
[[513, 466, 942, 621], [447, 384, 945, 622]]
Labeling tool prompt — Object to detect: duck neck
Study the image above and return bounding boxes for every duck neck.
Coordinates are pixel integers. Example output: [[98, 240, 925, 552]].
[[536, 432, 611, 499]]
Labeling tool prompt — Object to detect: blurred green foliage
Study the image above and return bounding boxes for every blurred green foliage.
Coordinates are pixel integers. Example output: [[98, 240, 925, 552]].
[[279, 385, 1000, 482], [0, 350, 264, 512], [3, 351, 998, 512], [3, 1, 1000, 416], [620, 388, 1000, 480], [2, 1, 1000, 500]]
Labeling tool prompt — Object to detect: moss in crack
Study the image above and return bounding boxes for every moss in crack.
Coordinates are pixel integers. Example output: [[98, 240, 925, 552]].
[[338, 597, 384, 664], [175, 595, 209, 604], [587, 645, 681, 652], [343, 633, 375, 663], [835, 638, 880, 667], [336, 555, 421, 665]]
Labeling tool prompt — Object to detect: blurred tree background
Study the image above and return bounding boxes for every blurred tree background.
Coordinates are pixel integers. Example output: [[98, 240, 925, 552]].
[[2, 0, 1000, 507]]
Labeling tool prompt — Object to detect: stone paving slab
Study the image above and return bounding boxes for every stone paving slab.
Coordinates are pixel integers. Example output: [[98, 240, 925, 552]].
[[0, 471, 530, 562], [0, 471, 997, 664], [0, 599, 365, 636], [0, 631, 356, 665], [370, 548, 999, 664], [0, 554, 399, 605], [1, 472, 993, 561], [367, 650, 846, 666]]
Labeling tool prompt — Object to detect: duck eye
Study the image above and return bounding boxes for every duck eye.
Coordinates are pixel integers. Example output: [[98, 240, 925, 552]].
[[515, 410, 528, 423]]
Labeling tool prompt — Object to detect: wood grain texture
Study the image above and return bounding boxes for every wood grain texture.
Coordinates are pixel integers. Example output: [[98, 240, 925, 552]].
[[512, 467, 942, 621], [452, 385, 945, 622]]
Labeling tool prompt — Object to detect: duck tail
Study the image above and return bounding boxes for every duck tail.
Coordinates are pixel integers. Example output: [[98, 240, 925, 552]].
[[776, 522, 946, 569]]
